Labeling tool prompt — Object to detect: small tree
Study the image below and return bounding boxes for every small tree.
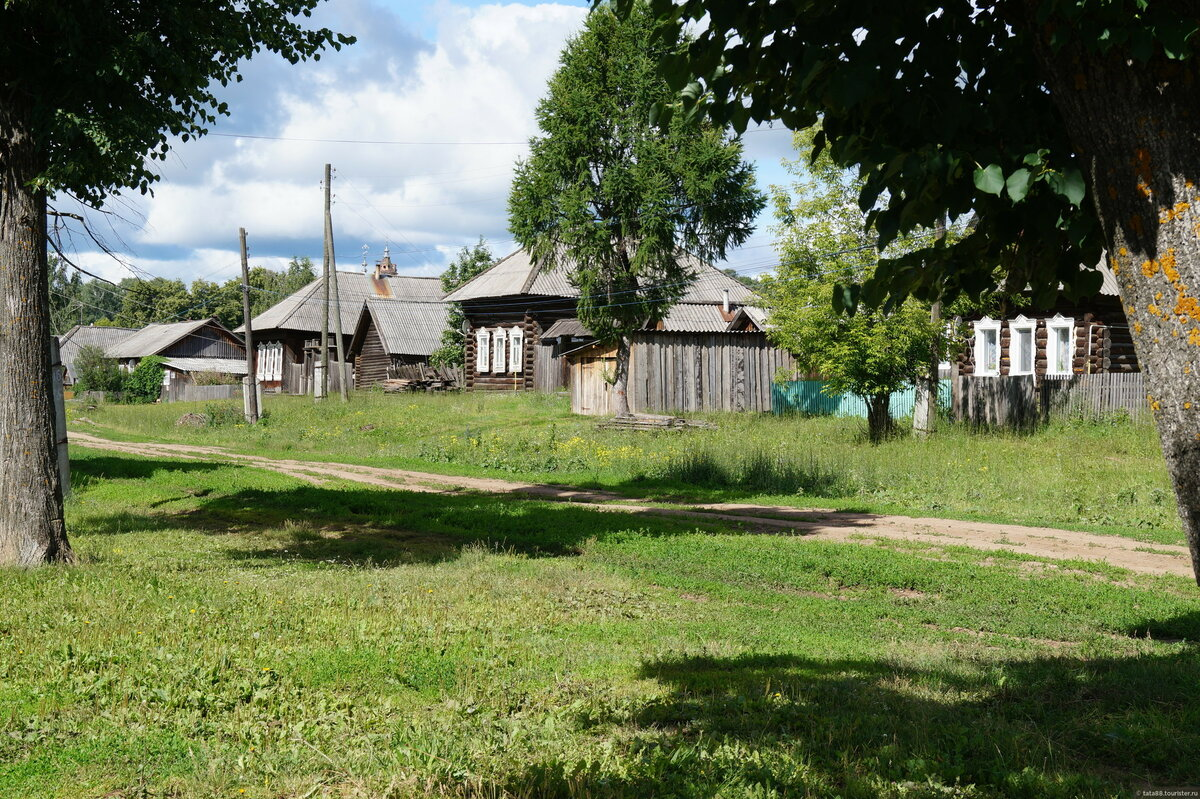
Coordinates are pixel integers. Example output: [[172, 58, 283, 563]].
[[762, 128, 947, 442], [508, 1, 763, 416], [72, 345, 124, 394], [122, 357, 166, 405], [431, 239, 493, 368]]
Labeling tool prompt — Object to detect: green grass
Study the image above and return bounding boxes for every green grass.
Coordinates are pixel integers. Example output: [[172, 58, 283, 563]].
[[2, 448, 1199, 797], [69, 390, 1182, 545]]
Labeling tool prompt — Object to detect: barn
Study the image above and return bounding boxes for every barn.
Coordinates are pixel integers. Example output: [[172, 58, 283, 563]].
[[347, 299, 455, 388], [105, 318, 247, 393], [56, 324, 137, 386]]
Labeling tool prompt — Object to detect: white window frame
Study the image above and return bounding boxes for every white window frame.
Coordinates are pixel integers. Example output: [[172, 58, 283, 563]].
[[508, 326, 524, 374], [475, 327, 490, 373], [973, 317, 1001, 376], [491, 328, 507, 373], [1009, 315, 1036, 376], [1046, 314, 1076, 376]]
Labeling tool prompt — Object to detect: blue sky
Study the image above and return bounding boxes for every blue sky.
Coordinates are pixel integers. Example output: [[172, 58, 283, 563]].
[[66, 1, 797, 287]]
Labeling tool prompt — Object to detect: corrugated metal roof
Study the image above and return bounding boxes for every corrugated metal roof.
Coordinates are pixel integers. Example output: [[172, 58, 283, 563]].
[[727, 305, 769, 331], [659, 304, 729, 332], [241, 271, 443, 334], [445, 247, 755, 306], [107, 319, 231, 359], [162, 357, 248, 375], [365, 299, 451, 357], [58, 325, 137, 381], [541, 318, 592, 338]]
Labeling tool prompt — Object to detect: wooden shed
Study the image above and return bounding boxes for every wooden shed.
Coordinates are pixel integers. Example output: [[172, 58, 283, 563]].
[[348, 299, 456, 388], [56, 324, 137, 385], [105, 318, 245, 370]]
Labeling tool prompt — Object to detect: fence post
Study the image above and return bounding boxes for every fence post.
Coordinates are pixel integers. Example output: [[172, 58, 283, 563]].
[[49, 340, 70, 498]]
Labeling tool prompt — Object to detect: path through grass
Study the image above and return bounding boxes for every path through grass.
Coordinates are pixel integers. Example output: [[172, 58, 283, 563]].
[[2, 448, 1198, 797]]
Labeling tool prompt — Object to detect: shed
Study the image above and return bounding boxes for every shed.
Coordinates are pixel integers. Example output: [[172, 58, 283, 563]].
[[348, 299, 456, 388], [56, 324, 137, 385], [106, 318, 245, 368]]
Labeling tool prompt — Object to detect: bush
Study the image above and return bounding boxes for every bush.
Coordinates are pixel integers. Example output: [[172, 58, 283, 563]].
[[73, 345, 124, 393], [192, 370, 240, 386], [123, 357, 166, 404], [204, 402, 244, 427]]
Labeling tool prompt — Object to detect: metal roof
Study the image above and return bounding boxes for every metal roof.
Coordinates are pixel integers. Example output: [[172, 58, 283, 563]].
[[241, 270, 444, 334], [162, 357, 248, 375], [57, 325, 137, 381], [727, 305, 769, 331], [541, 318, 592, 339], [540, 303, 768, 338], [1096, 261, 1119, 296], [356, 299, 451, 357], [445, 247, 755, 306], [107, 319, 236, 359]]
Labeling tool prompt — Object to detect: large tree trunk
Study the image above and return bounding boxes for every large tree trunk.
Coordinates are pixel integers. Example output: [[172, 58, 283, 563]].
[[1029, 24, 1200, 583], [0, 101, 73, 566], [612, 334, 633, 417], [866, 392, 893, 444]]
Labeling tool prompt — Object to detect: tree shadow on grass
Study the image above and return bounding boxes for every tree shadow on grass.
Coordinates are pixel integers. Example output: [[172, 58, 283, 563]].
[[70, 454, 725, 567], [504, 640, 1200, 798]]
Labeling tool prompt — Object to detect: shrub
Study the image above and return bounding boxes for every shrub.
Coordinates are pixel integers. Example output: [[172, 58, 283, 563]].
[[123, 357, 166, 404], [204, 402, 243, 427], [73, 345, 124, 393], [192, 370, 240, 386]]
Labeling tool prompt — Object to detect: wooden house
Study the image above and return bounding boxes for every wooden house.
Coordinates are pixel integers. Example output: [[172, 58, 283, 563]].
[[955, 264, 1136, 378], [347, 299, 455, 388], [444, 248, 765, 394], [105, 318, 247, 393], [56, 324, 137, 386], [241, 251, 444, 392]]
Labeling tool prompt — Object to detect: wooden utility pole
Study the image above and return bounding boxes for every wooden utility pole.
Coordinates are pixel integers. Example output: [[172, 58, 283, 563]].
[[318, 163, 331, 401], [326, 166, 349, 401], [239, 227, 260, 423]]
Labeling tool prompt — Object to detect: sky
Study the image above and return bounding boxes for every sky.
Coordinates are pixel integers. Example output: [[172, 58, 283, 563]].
[[62, 0, 798, 289]]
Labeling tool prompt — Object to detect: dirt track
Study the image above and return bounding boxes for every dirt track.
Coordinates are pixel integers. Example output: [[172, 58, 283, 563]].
[[69, 431, 1195, 579]]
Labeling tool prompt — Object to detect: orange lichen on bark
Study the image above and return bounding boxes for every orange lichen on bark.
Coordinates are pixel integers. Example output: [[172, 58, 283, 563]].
[[1176, 295, 1200, 323], [1190, 328, 1200, 346], [1160, 201, 1191, 223], [1142, 259, 1159, 278]]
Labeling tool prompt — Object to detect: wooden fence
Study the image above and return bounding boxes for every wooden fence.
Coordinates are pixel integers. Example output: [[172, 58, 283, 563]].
[[953, 372, 1147, 428], [161, 383, 242, 403], [572, 333, 795, 415], [773, 380, 952, 418]]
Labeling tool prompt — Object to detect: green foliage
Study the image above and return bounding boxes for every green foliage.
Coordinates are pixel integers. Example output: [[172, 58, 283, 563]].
[[508, 1, 764, 341], [1, 2, 352, 204], [431, 239, 494, 368], [614, 0, 1200, 307], [761, 128, 950, 439], [72, 345, 124, 394], [122, 357, 166, 404], [203, 402, 244, 427], [115, 277, 193, 328]]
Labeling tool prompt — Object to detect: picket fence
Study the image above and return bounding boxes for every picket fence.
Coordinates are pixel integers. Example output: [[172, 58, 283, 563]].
[[772, 380, 952, 418]]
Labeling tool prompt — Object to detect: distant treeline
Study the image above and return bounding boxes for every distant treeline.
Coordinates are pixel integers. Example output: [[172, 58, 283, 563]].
[[50, 257, 317, 334]]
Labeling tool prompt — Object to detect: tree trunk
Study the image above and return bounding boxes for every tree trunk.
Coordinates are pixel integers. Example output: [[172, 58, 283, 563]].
[[1029, 23, 1200, 583], [0, 102, 73, 566], [866, 392, 893, 444], [612, 334, 632, 417]]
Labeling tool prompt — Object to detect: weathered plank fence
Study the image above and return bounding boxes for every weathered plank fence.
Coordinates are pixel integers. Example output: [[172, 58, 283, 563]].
[[953, 372, 1147, 428], [161, 383, 242, 403]]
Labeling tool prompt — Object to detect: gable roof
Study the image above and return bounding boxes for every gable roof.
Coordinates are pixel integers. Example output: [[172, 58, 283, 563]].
[[444, 248, 755, 306], [106, 318, 239, 359], [541, 303, 769, 339], [350, 299, 452, 358], [241, 270, 444, 335], [57, 325, 138, 382]]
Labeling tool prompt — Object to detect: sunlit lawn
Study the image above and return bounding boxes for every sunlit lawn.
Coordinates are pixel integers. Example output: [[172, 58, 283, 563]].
[[68, 390, 1181, 545]]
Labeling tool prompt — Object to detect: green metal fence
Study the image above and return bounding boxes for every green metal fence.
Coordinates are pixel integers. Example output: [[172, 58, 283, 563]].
[[772, 379, 952, 418]]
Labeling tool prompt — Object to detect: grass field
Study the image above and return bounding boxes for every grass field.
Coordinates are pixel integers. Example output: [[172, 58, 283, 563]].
[[68, 391, 1182, 545], [2, 447, 1199, 798]]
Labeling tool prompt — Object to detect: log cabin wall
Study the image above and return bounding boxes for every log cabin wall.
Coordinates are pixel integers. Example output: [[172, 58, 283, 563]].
[[956, 297, 1136, 377], [462, 296, 576, 392], [161, 323, 245, 360], [354, 321, 389, 389]]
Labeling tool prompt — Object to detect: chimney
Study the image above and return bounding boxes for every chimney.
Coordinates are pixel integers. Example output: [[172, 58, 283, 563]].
[[374, 245, 397, 278], [722, 288, 730, 313]]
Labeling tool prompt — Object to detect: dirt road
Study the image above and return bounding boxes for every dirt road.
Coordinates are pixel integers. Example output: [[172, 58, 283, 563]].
[[69, 431, 1194, 579]]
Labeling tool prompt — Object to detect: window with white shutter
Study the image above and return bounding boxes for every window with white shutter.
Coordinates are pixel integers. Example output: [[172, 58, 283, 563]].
[[508, 326, 524, 374], [973, 318, 1001, 376], [1046, 315, 1075, 375], [491, 329, 506, 373], [1009, 316, 1035, 376], [475, 327, 490, 373]]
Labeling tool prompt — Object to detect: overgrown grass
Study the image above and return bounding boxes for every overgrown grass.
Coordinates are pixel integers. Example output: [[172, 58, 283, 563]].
[[68, 390, 1181, 544], [2, 448, 1198, 798]]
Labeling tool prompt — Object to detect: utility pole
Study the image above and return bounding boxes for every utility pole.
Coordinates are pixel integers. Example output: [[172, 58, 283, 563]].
[[326, 166, 349, 401], [239, 227, 260, 424], [318, 163, 331, 401]]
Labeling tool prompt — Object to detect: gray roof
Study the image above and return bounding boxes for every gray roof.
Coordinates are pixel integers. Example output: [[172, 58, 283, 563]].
[[163, 357, 248, 375], [58, 325, 137, 382], [540, 303, 769, 338], [444, 248, 755, 306], [241, 270, 443, 335], [354, 299, 451, 357], [107, 319, 235, 359], [541, 318, 592, 339]]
